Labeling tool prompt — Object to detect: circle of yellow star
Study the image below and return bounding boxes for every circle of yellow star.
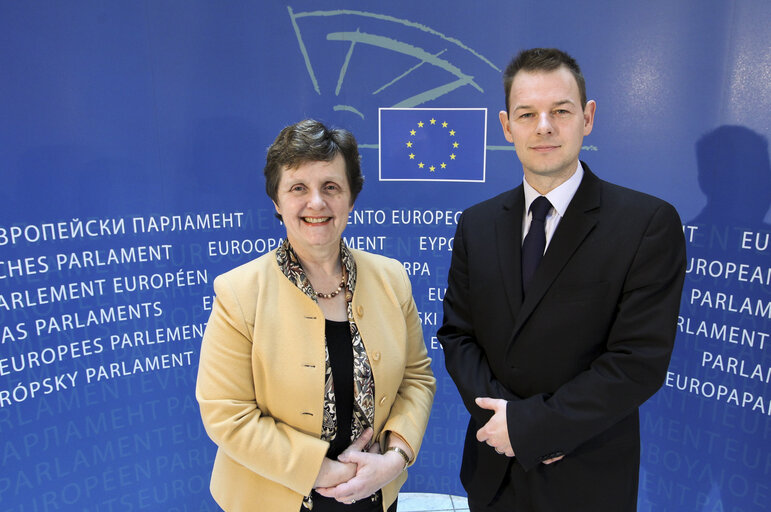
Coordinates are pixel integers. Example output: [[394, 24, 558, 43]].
[[403, 118, 462, 175]]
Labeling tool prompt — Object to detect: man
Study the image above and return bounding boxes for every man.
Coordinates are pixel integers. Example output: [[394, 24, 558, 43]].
[[437, 48, 686, 511]]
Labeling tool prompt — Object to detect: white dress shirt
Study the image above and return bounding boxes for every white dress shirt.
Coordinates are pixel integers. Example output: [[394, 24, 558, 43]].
[[521, 161, 584, 252]]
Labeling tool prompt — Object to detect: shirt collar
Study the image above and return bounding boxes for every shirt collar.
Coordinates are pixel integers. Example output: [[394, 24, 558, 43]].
[[523, 161, 584, 217]]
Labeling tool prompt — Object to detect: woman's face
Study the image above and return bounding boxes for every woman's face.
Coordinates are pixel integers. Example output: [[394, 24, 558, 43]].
[[273, 154, 353, 258]]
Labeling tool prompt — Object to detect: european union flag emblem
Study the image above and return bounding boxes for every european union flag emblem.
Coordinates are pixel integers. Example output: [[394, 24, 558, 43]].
[[379, 108, 487, 182]]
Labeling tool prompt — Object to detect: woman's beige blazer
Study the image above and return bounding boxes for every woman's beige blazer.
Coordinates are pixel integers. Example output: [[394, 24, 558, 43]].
[[196, 248, 436, 512]]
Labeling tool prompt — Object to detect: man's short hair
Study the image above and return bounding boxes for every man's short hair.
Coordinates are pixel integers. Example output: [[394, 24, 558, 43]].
[[502, 48, 587, 112], [264, 119, 363, 211]]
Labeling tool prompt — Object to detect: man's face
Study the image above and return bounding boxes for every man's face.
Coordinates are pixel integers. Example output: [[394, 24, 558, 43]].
[[499, 66, 596, 187]]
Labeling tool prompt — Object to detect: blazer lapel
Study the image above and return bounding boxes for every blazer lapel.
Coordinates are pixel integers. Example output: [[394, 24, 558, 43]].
[[511, 165, 602, 338], [495, 187, 525, 318]]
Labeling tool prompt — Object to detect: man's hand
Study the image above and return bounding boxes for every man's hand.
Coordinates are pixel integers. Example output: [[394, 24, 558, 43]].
[[476, 398, 565, 465], [475, 397, 515, 457]]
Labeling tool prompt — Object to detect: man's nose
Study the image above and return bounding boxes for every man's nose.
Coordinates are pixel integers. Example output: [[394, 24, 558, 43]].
[[536, 113, 554, 134]]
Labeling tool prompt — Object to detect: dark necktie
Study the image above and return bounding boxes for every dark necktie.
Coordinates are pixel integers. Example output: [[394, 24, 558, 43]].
[[521, 196, 552, 294]]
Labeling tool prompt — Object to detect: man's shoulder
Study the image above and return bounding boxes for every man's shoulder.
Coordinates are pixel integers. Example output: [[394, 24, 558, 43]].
[[587, 172, 684, 244], [577, 163, 675, 216], [598, 177, 677, 215]]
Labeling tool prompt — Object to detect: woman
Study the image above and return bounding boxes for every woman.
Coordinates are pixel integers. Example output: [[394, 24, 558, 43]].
[[196, 119, 436, 512]]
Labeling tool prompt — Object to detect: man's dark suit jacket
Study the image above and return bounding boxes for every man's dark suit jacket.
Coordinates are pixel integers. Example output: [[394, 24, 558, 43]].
[[438, 164, 686, 511]]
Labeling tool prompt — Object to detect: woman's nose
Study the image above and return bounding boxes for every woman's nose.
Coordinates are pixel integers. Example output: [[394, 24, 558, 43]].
[[307, 188, 325, 208]]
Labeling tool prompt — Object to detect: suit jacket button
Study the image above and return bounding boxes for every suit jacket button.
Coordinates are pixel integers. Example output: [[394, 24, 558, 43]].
[[356, 305, 364, 317], [379, 396, 387, 406], [541, 451, 563, 461], [373, 352, 381, 361]]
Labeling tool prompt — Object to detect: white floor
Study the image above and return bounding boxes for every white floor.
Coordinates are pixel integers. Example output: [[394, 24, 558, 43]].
[[398, 493, 469, 512]]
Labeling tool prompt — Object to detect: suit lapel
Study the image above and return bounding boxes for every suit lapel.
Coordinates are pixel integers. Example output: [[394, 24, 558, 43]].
[[511, 165, 603, 338], [495, 187, 525, 319]]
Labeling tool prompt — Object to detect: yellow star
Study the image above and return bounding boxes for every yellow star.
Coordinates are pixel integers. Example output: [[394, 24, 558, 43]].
[[449, 130, 456, 136], [409, 153, 415, 159], [450, 153, 456, 160], [429, 165, 436, 172], [410, 129, 416, 136], [417, 121, 424, 127], [430, 118, 436, 125], [418, 162, 424, 168], [453, 141, 459, 148], [441, 162, 447, 169], [442, 121, 448, 128], [406, 141, 413, 148]]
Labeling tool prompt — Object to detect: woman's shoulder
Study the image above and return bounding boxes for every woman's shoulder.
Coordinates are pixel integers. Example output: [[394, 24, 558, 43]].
[[213, 250, 280, 291], [349, 249, 411, 295], [349, 249, 404, 274]]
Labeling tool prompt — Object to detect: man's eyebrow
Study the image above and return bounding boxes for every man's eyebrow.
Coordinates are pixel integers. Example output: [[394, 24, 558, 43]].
[[512, 99, 576, 111]]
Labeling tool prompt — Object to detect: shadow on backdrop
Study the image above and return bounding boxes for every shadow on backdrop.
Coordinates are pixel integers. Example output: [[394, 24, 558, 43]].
[[691, 125, 771, 227], [640, 125, 770, 512]]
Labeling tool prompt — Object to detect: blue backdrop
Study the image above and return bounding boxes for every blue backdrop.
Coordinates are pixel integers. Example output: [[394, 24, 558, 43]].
[[1, 1, 769, 511]]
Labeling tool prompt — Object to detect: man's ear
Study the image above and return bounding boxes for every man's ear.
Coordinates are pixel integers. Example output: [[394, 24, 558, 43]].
[[499, 110, 515, 144], [583, 100, 596, 136]]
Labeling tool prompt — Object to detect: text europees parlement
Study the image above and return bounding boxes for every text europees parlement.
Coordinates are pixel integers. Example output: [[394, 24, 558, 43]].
[[0, 323, 206, 376]]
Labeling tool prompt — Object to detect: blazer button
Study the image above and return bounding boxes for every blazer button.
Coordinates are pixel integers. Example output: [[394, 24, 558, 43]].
[[541, 451, 564, 461], [379, 396, 387, 406], [373, 352, 381, 361], [356, 305, 364, 318]]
